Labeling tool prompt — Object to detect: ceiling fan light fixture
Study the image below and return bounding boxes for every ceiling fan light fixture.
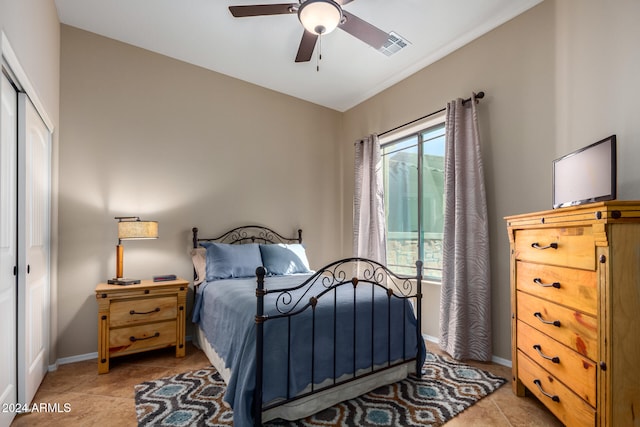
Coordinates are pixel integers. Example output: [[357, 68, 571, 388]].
[[298, 0, 342, 35]]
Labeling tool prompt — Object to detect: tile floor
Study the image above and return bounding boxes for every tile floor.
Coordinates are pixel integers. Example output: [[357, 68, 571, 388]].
[[11, 342, 562, 426]]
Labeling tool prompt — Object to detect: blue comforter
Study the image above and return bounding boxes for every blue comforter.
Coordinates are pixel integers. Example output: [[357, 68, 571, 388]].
[[193, 274, 424, 427]]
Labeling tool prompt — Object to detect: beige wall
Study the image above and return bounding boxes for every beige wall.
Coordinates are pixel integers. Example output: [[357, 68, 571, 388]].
[[58, 25, 342, 358], [1, 0, 60, 363], [341, 0, 640, 360]]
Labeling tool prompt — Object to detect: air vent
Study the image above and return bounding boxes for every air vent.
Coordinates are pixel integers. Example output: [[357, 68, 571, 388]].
[[378, 31, 410, 57]]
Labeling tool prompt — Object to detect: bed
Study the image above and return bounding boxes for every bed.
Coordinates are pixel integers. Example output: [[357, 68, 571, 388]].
[[191, 225, 425, 427]]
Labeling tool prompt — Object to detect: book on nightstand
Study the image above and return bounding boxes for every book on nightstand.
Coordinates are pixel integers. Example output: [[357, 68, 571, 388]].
[[153, 274, 177, 282]]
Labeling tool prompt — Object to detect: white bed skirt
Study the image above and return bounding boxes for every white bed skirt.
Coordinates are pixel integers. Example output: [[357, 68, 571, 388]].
[[194, 325, 412, 423]]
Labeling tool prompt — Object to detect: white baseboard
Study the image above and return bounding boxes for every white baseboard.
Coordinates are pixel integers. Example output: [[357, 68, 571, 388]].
[[423, 333, 439, 344], [491, 355, 512, 368], [49, 352, 97, 371], [422, 334, 512, 368]]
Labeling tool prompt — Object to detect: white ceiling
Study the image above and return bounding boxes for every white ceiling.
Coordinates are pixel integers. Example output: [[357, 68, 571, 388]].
[[54, 0, 541, 112]]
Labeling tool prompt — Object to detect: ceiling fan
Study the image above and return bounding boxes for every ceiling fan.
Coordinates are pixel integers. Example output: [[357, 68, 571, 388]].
[[228, 0, 390, 63]]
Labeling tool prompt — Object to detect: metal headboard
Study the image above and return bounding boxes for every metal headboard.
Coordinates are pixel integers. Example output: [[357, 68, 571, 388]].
[[192, 225, 302, 248]]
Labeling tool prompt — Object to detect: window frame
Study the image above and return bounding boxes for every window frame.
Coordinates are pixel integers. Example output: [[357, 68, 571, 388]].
[[380, 112, 446, 283]]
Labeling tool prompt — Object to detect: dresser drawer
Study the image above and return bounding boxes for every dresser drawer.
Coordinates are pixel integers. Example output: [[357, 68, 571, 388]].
[[517, 320, 596, 406], [110, 296, 177, 327], [516, 291, 597, 360], [516, 261, 597, 316], [514, 227, 595, 270], [109, 320, 177, 355], [517, 351, 595, 427]]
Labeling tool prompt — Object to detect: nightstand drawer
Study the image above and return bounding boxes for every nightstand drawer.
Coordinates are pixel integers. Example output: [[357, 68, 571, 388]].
[[514, 227, 595, 270], [517, 321, 596, 406], [517, 351, 595, 427], [516, 261, 597, 315], [110, 296, 177, 327], [109, 320, 177, 355], [516, 291, 597, 360]]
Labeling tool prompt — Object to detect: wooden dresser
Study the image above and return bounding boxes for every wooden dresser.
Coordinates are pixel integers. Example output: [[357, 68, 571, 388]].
[[95, 278, 188, 373], [505, 201, 640, 426]]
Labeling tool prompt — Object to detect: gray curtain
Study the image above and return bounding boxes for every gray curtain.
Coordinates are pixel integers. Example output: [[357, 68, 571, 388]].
[[353, 134, 386, 264], [439, 94, 492, 361]]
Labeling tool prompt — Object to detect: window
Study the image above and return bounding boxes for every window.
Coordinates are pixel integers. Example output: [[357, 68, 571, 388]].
[[382, 120, 445, 281]]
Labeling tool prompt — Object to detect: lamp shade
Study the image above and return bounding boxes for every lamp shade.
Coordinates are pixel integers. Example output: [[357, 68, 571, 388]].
[[298, 0, 342, 35], [118, 220, 158, 240]]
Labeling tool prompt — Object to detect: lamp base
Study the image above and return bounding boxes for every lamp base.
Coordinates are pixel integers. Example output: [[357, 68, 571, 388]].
[[107, 278, 141, 286]]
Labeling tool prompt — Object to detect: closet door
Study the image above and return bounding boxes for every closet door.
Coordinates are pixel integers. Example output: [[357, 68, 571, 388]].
[[17, 93, 50, 405], [0, 73, 18, 425]]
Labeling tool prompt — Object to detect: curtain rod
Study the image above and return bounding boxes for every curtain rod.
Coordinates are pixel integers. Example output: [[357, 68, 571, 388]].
[[378, 91, 485, 138]]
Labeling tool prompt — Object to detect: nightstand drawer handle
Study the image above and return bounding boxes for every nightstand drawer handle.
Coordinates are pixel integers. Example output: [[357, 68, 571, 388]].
[[129, 307, 161, 315], [533, 344, 560, 363], [531, 242, 558, 250], [130, 332, 160, 342], [534, 312, 561, 327], [533, 278, 561, 289], [533, 379, 560, 402]]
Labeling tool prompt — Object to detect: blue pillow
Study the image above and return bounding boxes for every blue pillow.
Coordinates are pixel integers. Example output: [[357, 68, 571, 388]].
[[200, 242, 262, 281], [259, 244, 311, 275]]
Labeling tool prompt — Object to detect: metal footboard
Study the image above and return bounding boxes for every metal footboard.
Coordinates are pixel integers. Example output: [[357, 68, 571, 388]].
[[253, 257, 423, 427]]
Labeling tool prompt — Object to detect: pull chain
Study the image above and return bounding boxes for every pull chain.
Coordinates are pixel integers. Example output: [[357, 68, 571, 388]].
[[316, 33, 322, 72]]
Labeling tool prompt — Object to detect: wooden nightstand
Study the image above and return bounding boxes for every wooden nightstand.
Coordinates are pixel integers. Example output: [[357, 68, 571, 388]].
[[95, 278, 188, 374]]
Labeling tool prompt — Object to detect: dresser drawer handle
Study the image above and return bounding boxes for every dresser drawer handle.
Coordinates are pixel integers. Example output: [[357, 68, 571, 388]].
[[533, 278, 561, 289], [533, 344, 560, 363], [531, 242, 558, 250], [130, 308, 161, 315], [534, 312, 561, 327], [533, 379, 560, 402], [130, 332, 160, 342]]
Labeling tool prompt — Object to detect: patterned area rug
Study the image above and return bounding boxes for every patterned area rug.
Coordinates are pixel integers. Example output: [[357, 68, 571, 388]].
[[135, 352, 507, 427]]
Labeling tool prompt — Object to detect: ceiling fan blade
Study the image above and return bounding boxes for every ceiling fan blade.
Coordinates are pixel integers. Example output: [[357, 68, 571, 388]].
[[295, 30, 318, 62], [339, 10, 389, 49], [229, 4, 297, 17], [335, 0, 354, 5]]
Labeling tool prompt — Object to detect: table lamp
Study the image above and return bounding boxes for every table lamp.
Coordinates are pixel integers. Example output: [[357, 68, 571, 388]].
[[108, 216, 158, 285]]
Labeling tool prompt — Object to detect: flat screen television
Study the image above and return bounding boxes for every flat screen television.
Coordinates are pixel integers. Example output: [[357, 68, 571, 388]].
[[552, 135, 617, 209]]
